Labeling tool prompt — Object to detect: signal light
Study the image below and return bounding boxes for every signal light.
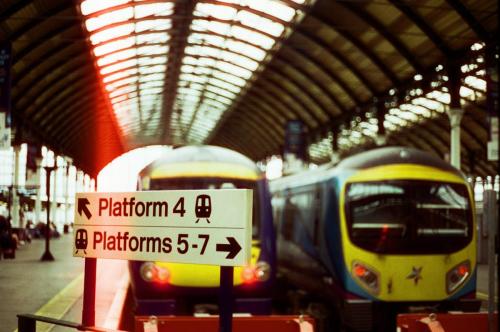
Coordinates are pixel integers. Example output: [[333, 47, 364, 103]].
[[240, 261, 271, 284], [242, 266, 257, 284], [352, 261, 380, 295], [446, 260, 470, 294], [457, 264, 469, 276], [354, 264, 367, 277]]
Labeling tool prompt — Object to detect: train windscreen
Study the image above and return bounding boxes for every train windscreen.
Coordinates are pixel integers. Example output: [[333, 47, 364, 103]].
[[149, 178, 260, 238], [345, 180, 473, 254]]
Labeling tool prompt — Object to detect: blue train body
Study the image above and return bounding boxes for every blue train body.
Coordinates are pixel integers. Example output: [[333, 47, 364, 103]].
[[270, 147, 480, 331]]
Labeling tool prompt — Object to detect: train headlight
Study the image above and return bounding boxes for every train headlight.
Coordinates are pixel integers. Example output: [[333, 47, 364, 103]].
[[140, 262, 155, 282], [446, 260, 470, 294], [352, 261, 380, 295], [255, 262, 271, 281], [242, 266, 256, 284], [140, 262, 170, 284], [241, 261, 271, 284]]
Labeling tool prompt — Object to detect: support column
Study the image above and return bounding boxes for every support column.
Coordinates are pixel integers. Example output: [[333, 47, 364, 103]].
[[76, 170, 84, 193], [485, 42, 499, 162], [446, 107, 464, 169], [50, 156, 58, 230], [10, 144, 21, 228], [64, 159, 73, 227], [375, 99, 387, 146], [82, 173, 88, 192], [34, 157, 43, 225], [330, 127, 339, 164], [446, 63, 463, 169]]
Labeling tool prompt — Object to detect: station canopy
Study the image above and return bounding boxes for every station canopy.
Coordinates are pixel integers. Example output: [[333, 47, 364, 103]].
[[1, 0, 497, 177]]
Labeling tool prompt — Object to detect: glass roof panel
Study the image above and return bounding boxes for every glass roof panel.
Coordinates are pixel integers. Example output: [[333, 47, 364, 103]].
[[225, 40, 266, 61], [248, 1, 297, 21], [97, 48, 136, 66], [81, 1, 174, 140], [94, 37, 135, 57], [105, 76, 138, 91], [135, 3, 174, 18], [100, 59, 137, 75], [90, 24, 135, 45], [82, 0, 309, 142], [195, 3, 237, 20], [111, 95, 128, 104], [136, 19, 171, 33], [237, 11, 284, 37], [103, 68, 137, 83], [81, 0, 130, 15], [230, 26, 275, 49], [86, 7, 133, 32], [216, 61, 252, 79], [136, 33, 170, 44], [209, 78, 241, 94], [212, 71, 246, 87]]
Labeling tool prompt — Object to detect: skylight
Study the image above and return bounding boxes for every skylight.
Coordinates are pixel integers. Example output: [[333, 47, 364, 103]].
[[170, 0, 308, 143], [308, 51, 488, 163], [80, 0, 174, 144], [80, 0, 310, 147]]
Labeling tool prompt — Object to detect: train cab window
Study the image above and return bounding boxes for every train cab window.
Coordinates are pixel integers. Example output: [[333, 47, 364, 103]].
[[149, 178, 261, 238], [345, 180, 473, 254]]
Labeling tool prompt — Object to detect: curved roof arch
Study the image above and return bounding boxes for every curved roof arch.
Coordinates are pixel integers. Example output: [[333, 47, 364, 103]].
[[0, 0, 497, 178]]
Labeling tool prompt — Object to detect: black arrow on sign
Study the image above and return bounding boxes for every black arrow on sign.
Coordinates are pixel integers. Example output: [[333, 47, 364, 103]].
[[216, 237, 241, 259], [78, 198, 92, 219]]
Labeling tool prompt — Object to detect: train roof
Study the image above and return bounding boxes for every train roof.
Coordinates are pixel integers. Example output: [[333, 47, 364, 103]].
[[270, 147, 464, 191], [139, 145, 262, 179], [336, 146, 460, 175]]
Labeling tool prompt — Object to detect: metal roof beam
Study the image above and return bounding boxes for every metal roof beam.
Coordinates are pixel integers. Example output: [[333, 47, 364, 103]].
[[280, 41, 365, 112], [445, 0, 491, 42], [161, 0, 196, 144], [339, 1, 424, 73], [296, 28, 376, 96], [312, 14, 400, 85], [387, 0, 451, 56]]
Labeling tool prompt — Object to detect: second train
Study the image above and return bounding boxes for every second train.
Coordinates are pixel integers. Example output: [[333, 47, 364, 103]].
[[270, 147, 480, 331]]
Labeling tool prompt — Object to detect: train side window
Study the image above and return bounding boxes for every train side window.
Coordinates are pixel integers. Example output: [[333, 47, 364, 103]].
[[282, 190, 299, 241], [271, 193, 283, 230], [313, 186, 322, 246], [282, 188, 317, 245]]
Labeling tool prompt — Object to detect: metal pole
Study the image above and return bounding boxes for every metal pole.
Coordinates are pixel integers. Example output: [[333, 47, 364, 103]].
[[41, 166, 55, 261], [18, 315, 36, 332], [446, 62, 463, 169], [447, 108, 464, 169], [219, 266, 233, 332], [12, 145, 20, 228], [82, 257, 97, 327], [483, 190, 497, 332]]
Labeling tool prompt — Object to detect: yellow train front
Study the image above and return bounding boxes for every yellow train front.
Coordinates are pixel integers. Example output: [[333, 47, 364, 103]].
[[129, 145, 275, 316], [271, 147, 480, 331]]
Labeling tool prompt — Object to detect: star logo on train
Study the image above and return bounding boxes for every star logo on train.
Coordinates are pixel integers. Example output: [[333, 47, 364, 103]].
[[406, 266, 423, 285]]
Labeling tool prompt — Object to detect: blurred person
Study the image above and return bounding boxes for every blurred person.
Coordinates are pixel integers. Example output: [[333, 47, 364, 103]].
[[0, 215, 16, 259]]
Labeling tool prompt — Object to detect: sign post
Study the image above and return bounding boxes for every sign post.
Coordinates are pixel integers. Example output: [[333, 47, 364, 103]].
[[219, 266, 233, 332]]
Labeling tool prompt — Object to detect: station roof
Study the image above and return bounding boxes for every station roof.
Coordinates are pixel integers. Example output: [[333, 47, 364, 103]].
[[0, 0, 497, 177]]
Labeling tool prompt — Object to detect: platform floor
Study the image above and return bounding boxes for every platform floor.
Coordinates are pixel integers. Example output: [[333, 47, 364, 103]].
[[0, 232, 497, 332], [0, 233, 127, 332]]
